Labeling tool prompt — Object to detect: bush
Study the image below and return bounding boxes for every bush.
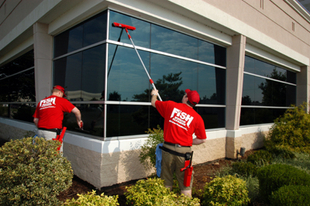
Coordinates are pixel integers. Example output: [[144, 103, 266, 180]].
[[270, 185, 310, 206], [64, 190, 119, 206], [201, 175, 250, 206], [247, 150, 273, 165], [0, 137, 73, 205], [231, 161, 258, 177], [267, 145, 296, 159], [268, 103, 310, 148], [257, 164, 310, 203], [125, 177, 200, 206], [139, 126, 164, 170]]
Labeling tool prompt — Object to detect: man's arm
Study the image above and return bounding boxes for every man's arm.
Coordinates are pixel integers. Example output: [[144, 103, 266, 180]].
[[33, 118, 39, 127], [71, 107, 83, 128], [151, 89, 158, 108], [192, 138, 206, 145]]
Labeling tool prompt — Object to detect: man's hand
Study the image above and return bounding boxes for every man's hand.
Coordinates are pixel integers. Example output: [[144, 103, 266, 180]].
[[151, 89, 159, 108]]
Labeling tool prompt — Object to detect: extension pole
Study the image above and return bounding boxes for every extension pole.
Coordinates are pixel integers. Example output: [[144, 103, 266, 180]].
[[112, 22, 162, 101]]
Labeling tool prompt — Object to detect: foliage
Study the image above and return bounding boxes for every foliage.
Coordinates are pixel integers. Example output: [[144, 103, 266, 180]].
[[0, 137, 73, 206], [267, 103, 310, 148], [201, 175, 250, 206], [257, 163, 310, 203], [246, 150, 273, 165], [231, 161, 258, 177], [139, 126, 164, 170], [270, 185, 310, 206], [64, 190, 119, 206], [125, 177, 200, 206]]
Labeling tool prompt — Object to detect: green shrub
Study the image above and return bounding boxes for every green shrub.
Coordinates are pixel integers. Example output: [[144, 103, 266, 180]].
[[231, 161, 258, 177], [139, 126, 164, 170], [201, 175, 250, 206], [257, 164, 310, 203], [125, 177, 200, 206], [247, 150, 273, 165], [270, 185, 310, 206], [266, 144, 296, 159], [0, 137, 73, 206], [268, 103, 310, 148], [64, 190, 119, 206]]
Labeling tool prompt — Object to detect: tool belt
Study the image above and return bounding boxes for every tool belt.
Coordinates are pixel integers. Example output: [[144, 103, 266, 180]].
[[159, 145, 192, 159], [38, 128, 61, 135]]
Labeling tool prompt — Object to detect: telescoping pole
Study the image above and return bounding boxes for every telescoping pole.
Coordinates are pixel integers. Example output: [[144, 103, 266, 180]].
[[112, 22, 162, 101]]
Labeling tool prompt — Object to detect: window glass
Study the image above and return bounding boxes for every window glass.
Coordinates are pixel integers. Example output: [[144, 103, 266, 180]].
[[109, 11, 150, 48], [54, 11, 107, 57], [107, 105, 155, 137], [0, 50, 35, 103], [107, 45, 150, 101], [243, 73, 296, 106], [64, 104, 104, 137], [54, 45, 105, 101], [244, 56, 296, 84], [196, 107, 225, 129], [150, 53, 226, 104], [11, 103, 36, 122], [240, 108, 287, 125]]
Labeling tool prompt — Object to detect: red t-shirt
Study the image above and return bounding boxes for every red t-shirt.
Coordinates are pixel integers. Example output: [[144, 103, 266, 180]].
[[33, 95, 75, 129], [155, 100, 207, 146]]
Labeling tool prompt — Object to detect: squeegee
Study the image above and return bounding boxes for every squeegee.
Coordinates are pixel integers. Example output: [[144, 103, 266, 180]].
[[112, 22, 162, 101]]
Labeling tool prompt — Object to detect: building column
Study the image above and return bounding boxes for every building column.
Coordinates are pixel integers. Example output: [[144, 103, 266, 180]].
[[296, 65, 310, 112], [33, 22, 53, 104], [225, 35, 246, 158]]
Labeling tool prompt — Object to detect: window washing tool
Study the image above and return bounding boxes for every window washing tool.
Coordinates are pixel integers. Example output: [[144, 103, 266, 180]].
[[180, 151, 194, 187], [112, 22, 163, 101], [52, 127, 67, 151]]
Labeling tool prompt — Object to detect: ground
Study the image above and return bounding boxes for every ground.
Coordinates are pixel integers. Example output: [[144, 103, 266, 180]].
[[57, 150, 257, 205]]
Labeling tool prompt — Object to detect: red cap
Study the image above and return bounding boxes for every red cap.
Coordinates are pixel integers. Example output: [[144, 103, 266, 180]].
[[53, 85, 66, 97], [185, 89, 200, 105]]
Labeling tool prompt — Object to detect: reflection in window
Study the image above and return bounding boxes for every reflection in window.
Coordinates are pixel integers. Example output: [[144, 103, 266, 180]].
[[0, 50, 35, 122], [241, 56, 296, 125], [54, 11, 107, 58], [54, 45, 106, 101]]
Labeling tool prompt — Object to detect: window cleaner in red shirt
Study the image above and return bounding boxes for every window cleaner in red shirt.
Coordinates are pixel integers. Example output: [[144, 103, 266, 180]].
[[151, 88, 207, 198], [33, 85, 83, 153]]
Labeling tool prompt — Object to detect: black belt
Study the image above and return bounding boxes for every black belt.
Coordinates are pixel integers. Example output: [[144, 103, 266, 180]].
[[38, 128, 61, 135], [164, 141, 190, 147], [160, 146, 192, 160]]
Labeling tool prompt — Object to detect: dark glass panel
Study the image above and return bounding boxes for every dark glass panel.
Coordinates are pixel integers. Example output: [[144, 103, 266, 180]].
[[81, 46, 106, 101], [0, 78, 9, 102], [54, 53, 82, 101], [64, 104, 104, 137], [151, 24, 198, 59], [242, 74, 296, 106], [83, 12, 107, 46], [11, 103, 36, 122], [109, 11, 150, 48], [150, 53, 226, 104], [107, 45, 149, 101], [244, 56, 296, 84], [54, 11, 107, 57], [0, 50, 34, 77], [107, 105, 152, 137], [195, 107, 225, 129], [240, 108, 287, 125], [54, 45, 106, 101]]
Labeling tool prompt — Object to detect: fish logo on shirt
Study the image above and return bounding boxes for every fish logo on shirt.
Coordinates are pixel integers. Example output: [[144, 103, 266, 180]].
[[169, 108, 194, 131], [39, 97, 56, 109]]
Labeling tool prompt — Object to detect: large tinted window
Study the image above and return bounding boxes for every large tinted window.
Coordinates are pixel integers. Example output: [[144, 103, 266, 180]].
[[241, 56, 296, 125], [53, 10, 227, 138], [0, 50, 35, 122]]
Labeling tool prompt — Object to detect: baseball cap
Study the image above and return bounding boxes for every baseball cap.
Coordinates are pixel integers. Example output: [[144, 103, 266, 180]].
[[53, 85, 66, 97], [185, 89, 200, 105]]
